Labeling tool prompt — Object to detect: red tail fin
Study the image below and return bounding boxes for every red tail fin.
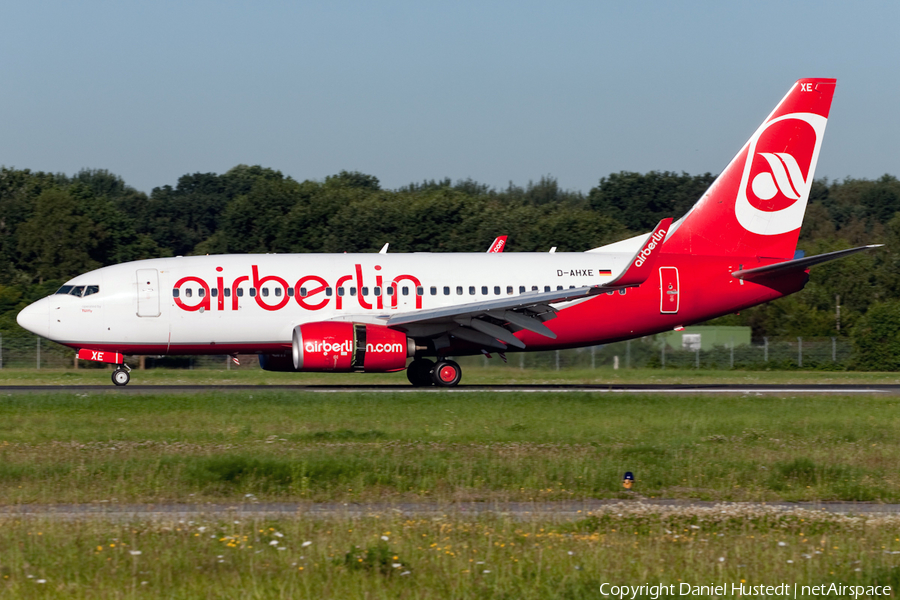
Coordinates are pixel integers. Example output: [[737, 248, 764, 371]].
[[665, 78, 836, 259]]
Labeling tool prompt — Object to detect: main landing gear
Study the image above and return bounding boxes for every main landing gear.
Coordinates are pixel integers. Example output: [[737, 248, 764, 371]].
[[406, 358, 462, 387], [112, 365, 131, 386]]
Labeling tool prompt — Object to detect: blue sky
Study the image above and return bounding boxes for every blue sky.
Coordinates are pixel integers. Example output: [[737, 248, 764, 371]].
[[1, 1, 897, 194]]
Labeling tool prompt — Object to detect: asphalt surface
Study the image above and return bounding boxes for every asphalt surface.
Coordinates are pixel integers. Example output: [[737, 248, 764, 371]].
[[4, 500, 900, 521], [0, 384, 896, 394]]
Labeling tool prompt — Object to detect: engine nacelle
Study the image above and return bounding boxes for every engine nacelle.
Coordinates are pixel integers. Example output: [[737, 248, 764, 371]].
[[291, 322, 413, 372]]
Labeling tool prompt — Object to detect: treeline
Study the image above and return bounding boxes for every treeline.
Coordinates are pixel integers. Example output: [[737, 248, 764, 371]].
[[1, 165, 899, 365]]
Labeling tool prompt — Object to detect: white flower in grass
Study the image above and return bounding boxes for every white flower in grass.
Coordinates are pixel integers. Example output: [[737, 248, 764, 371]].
[[129, 550, 142, 556], [274, 532, 284, 538], [393, 563, 402, 568], [381, 535, 389, 541], [269, 541, 279, 546], [787, 560, 794, 564], [36, 579, 46, 584], [198, 527, 206, 533], [400, 571, 411, 576], [778, 541, 787, 547], [483, 570, 491, 574], [302, 541, 312, 548], [567, 551, 575, 556], [718, 557, 725, 562]]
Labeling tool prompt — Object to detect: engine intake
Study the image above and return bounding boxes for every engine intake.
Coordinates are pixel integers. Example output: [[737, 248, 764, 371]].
[[291, 322, 413, 372]]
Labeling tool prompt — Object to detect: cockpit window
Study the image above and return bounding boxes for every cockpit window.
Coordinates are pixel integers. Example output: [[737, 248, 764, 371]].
[[54, 285, 99, 297]]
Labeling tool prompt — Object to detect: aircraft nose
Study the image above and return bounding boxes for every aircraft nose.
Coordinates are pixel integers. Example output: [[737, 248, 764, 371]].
[[17, 298, 51, 338]]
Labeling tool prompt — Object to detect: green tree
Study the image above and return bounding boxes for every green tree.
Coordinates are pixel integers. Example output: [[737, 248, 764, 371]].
[[17, 188, 99, 282], [853, 300, 900, 370]]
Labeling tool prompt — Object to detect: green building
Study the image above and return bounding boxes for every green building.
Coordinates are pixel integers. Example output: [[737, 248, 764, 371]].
[[659, 326, 751, 351]]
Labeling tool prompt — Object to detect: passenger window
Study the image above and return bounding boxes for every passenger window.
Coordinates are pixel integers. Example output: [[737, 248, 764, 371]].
[[299, 288, 307, 297], [519, 286, 526, 294], [325, 287, 333, 297], [237, 288, 244, 297], [416, 286, 424, 296], [402, 287, 409, 296], [544, 286, 550, 292], [532, 286, 538, 291], [557, 285, 563, 291], [249, 288, 256, 297], [387, 287, 394, 296], [275, 288, 282, 297], [443, 286, 450, 295], [456, 286, 463, 295], [185, 289, 193, 298], [507, 286, 513, 295], [494, 286, 501, 295], [172, 289, 180, 298], [481, 286, 488, 295], [287, 288, 293, 297], [350, 287, 356, 296], [362, 287, 369, 296], [211, 288, 218, 297], [430, 286, 437, 295], [337, 288, 344, 297], [262, 288, 269, 297], [199, 288, 206, 297], [606, 291, 614, 295], [619, 288, 626, 295], [468, 286, 475, 295], [224, 288, 231, 297], [374, 287, 381, 296], [84, 285, 99, 296]]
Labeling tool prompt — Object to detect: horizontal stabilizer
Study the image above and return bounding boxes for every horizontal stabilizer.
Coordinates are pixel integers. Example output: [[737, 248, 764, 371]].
[[732, 245, 882, 280]]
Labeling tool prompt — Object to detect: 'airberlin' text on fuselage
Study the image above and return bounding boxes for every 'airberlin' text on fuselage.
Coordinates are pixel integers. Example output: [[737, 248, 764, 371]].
[[173, 264, 422, 312], [634, 228, 668, 268]]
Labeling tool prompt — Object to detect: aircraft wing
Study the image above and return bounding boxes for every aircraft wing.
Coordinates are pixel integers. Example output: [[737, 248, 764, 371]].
[[382, 218, 672, 350]]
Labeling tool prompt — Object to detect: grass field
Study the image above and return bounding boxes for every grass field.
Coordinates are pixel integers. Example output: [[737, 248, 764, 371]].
[[0, 365, 899, 386], [3, 386, 900, 597], [1, 389, 899, 504], [2, 507, 898, 598]]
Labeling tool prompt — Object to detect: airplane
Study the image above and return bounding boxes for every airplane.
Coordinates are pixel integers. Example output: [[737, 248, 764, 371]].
[[17, 78, 878, 387]]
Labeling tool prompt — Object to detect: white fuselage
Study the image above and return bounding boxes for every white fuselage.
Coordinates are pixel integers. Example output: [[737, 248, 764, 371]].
[[21, 250, 638, 354]]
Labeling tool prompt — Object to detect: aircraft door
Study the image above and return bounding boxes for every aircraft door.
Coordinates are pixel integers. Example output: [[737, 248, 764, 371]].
[[136, 269, 161, 317], [659, 266, 680, 314]]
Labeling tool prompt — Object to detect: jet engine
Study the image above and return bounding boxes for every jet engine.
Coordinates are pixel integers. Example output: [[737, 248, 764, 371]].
[[285, 322, 413, 372]]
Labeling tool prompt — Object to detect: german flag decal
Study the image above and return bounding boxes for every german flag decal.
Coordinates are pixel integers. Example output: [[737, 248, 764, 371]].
[[598, 269, 612, 276]]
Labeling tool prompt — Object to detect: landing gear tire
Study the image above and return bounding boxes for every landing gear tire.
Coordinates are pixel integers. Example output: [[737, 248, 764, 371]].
[[406, 359, 435, 386], [431, 360, 462, 387], [112, 367, 130, 386]]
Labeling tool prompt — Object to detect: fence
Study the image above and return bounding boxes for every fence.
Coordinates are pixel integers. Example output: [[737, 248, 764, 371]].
[[0, 331, 860, 371]]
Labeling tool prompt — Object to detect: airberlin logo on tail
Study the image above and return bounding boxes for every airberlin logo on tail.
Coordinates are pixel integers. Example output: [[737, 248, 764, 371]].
[[752, 152, 805, 201], [634, 228, 667, 268], [735, 111, 827, 236]]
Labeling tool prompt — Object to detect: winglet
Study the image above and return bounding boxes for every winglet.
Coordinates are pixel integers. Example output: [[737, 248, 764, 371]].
[[610, 218, 672, 287], [486, 236, 508, 253]]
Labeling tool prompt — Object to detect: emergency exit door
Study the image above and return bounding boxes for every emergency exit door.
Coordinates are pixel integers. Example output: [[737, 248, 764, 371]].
[[659, 266, 680, 314], [136, 269, 160, 317]]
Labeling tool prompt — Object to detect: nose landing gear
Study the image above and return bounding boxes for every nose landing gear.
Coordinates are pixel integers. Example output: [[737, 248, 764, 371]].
[[112, 365, 131, 386]]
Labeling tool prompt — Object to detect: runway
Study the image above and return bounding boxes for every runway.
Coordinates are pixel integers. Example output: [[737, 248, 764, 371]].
[[4, 499, 900, 521], [0, 383, 897, 394]]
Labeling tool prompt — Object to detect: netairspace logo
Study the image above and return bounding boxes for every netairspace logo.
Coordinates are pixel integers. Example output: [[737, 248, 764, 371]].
[[597, 582, 891, 599]]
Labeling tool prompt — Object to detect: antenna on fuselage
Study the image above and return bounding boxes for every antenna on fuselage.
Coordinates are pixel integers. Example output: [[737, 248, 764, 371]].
[[379, 243, 389, 254]]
